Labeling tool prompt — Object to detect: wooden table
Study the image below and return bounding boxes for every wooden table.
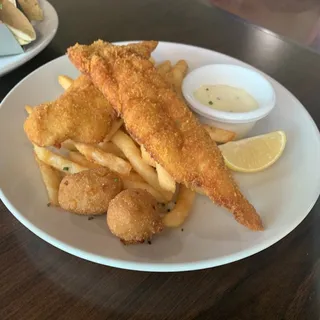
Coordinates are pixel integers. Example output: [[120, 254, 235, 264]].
[[1, 1, 320, 319]]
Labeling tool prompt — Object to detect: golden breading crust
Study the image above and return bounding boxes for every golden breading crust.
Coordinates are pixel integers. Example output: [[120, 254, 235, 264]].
[[68, 40, 263, 231], [58, 168, 122, 215], [24, 75, 116, 147]]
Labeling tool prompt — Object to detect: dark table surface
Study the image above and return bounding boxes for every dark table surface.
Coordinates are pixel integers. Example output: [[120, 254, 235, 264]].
[[1, 1, 320, 319]]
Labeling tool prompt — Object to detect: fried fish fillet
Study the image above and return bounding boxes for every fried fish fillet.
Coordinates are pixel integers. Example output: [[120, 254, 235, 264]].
[[68, 40, 263, 231], [24, 75, 116, 147]]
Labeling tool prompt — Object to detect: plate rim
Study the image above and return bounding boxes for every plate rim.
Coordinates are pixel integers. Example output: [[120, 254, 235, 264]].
[[0, 0, 59, 77], [1, 41, 320, 272]]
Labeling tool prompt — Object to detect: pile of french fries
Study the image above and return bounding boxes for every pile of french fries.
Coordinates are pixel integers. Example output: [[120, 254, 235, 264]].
[[26, 59, 236, 229]]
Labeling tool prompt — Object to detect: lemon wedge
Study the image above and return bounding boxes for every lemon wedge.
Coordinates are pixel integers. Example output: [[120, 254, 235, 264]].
[[219, 131, 286, 173]]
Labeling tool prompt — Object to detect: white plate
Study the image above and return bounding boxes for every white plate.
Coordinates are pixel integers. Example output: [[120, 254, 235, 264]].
[[1, 42, 319, 272], [0, 0, 58, 77]]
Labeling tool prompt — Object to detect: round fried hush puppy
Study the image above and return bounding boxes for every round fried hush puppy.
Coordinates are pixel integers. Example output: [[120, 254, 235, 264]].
[[107, 189, 164, 244], [58, 168, 122, 215]]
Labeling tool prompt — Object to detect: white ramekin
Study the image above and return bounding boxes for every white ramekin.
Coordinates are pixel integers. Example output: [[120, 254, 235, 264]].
[[182, 64, 276, 139]]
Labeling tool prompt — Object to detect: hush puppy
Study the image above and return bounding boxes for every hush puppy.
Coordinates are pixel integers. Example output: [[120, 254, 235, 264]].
[[107, 189, 164, 244], [58, 168, 122, 215]]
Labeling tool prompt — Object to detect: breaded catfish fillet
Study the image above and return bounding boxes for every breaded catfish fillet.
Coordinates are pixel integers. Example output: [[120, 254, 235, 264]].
[[68, 40, 263, 231], [24, 75, 116, 147]]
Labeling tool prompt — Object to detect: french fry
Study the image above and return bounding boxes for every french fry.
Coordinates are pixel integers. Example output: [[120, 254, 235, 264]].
[[101, 118, 124, 142], [61, 139, 77, 151], [163, 185, 195, 227], [111, 131, 173, 201], [157, 60, 188, 98], [140, 145, 156, 167], [74, 142, 132, 176], [98, 141, 126, 159], [33, 145, 87, 174], [156, 163, 176, 193], [149, 57, 155, 65], [123, 172, 145, 183], [68, 151, 102, 169], [25, 105, 33, 114], [194, 186, 205, 195], [122, 179, 167, 203], [167, 60, 188, 97], [34, 154, 62, 206], [156, 60, 171, 76], [203, 125, 236, 144], [58, 75, 73, 90]]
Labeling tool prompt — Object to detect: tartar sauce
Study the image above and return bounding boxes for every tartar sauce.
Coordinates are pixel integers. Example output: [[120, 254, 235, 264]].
[[194, 85, 258, 113]]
